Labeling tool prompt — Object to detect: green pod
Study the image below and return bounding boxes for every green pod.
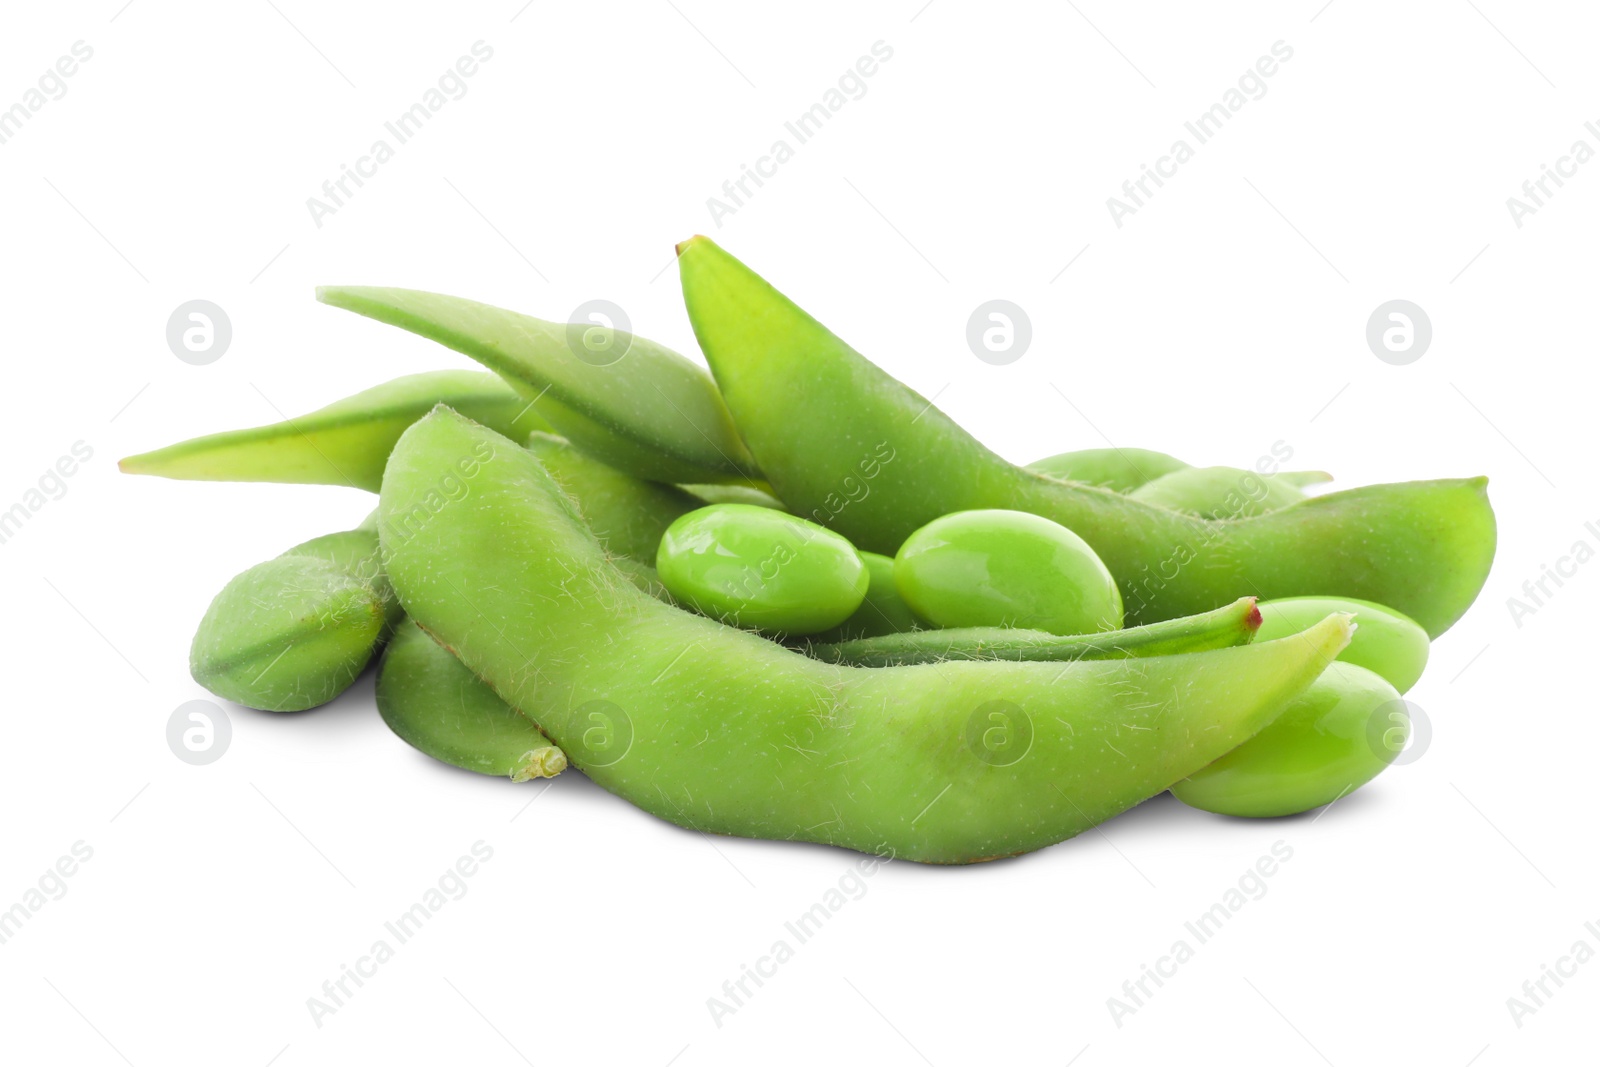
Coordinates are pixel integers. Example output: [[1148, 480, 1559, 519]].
[[317, 286, 758, 485], [894, 509, 1123, 635], [1171, 662, 1406, 817], [377, 622, 566, 780], [1257, 596, 1429, 693], [378, 408, 1353, 864], [677, 236, 1495, 638], [120, 370, 550, 492], [656, 504, 869, 634], [1027, 447, 1190, 492], [280, 522, 403, 632], [525, 432, 701, 562], [807, 551, 919, 643], [1130, 465, 1320, 519], [190, 556, 387, 712], [813, 596, 1261, 667]]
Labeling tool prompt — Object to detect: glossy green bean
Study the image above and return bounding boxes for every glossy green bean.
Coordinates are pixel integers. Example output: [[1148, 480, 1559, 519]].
[[1257, 596, 1429, 693], [676, 236, 1495, 638], [1171, 662, 1405, 817], [805, 551, 919, 643], [378, 407, 1353, 864], [811, 595, 1261, 667], [317, 286, 758, 485], [120, 370, 550, 492]]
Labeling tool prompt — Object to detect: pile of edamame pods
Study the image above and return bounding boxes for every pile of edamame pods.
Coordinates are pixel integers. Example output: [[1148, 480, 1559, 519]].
[[123, 237, 1495, 864]]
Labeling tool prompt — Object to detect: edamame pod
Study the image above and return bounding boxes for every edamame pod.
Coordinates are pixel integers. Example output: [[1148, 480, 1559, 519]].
[[812, 596, 1261, 667], [120, 370, 550, 492], [1129, 465, 1324, 519], [680, 483, 789, 510], [677, 236, 1496, 638], [1027, 447, 1190, 491], [317, 286, 759, 485], [281, 521, 403, 632], [190, 556, 386, 712], [526, 432, 701, 562], [377, 622, 566, 780], [1257, 596, 1429, 693], [1171, 662, 1405, 817], [379, 408, 1353, 864]]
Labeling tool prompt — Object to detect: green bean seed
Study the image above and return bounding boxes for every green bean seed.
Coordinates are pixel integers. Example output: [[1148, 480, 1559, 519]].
[[894, 509, 1123, 635], [377, 622, 566, 780], [656, 504, 868, 633], [1171, 662, 1405, 817], [1257, 596, 1429, 693]]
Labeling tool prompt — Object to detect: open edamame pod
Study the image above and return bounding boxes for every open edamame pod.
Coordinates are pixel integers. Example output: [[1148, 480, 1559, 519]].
[[812, 596, 1261, 667], [317, 286, 759, 485], [1027, 447, 1190, 492], [379, 407, 1352, 864], [677, 236, 1495, 638], [377, 621, 566, 781], [120, 370, 550, 492]]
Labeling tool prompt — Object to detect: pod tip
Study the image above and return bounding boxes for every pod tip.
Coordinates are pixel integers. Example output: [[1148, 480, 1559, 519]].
[[675, 235, 708, 257]]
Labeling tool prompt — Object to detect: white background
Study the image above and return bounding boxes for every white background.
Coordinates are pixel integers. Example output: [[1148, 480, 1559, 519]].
[[1, 1, 1594, 1063]]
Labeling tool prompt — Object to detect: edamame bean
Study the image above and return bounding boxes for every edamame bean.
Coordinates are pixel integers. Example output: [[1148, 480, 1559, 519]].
[[190, 556, 386, 712], [1027, 447, 1189, 492], [677, 236, 1495, 638], [894, 509, 1123, 635], [1130, 465, 1326, 519], [318, 286, 759, 485], [1170, 662, 1405, 817], [655, 504, 869, 633], [377, 621, 566, 780], [1257, 596, 1429, 693], [813, 596, 1260, 667], [120, 370, 550, 492], [806, 551, 919, 643], [379, 408, 1353, 863]]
